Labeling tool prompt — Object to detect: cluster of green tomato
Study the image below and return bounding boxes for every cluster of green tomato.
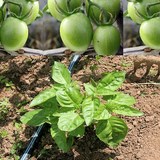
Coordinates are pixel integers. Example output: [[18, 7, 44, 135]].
[[0, 0, 39, 51], [48, 0, 121, 55], [127, 0, 160, 49]]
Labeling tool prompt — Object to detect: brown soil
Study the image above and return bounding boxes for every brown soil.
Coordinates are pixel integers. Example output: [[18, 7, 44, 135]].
[[0, 55, 160, 160]]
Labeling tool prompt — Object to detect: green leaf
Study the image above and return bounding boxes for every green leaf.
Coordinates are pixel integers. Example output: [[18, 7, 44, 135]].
[[96, 116, 128, 147], [50, 123, 73, 152], [56, 86, 83, 108], [20, 109, 48, 126], [41, 97, 58, 110], [21, 98, 58, 126], [97, 71, 125, 92], [30, 87, 56, 107], [82, 97, 100, 126], [106, 103, 143, 116], [108, 116, 128, 147], [106, 93, 143, 116], [94, 104, 111, 120], [53, 107, 75, 117], [84, 83, 96, 96], [52, 61, 71, 84], [69, 124, 85, 137], [108, 93, 136, 106], [58, 111, 84, 132], [52, 83, 65, 91], [90, 78, 97, 87], [96, 120, 112, 144], [96, 88, 118, 96]]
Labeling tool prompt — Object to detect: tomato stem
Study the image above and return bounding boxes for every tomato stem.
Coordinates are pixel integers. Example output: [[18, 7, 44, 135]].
[[146, 2, 160, 18], [2, 0, 35, 21], [130, 1, 160, 20], [0, 2, 6, 22], [54, 0, 82, 17], [86, 0, 116, 26], [4, 0, 23, 17]]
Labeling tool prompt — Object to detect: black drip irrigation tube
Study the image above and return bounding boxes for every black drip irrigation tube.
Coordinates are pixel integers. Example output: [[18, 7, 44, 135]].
[[20, 54, 81, 160]]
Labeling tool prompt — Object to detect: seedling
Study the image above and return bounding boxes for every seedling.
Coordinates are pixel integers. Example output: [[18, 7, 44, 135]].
[[0, 129, 8, 138], [21, 62, 143, 152], [0, 98, 10, 120], [0, 75, 14, 88]]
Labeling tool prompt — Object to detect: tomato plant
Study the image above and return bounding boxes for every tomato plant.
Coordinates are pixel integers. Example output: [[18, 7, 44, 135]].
[[60, 12, 93, 52], [127, 2, 146, 24], [139, 17, 160, 49], [7, 0, 39, 25], [47, 0, 121, 54], [93, 25, 120, 55], [127, 0, 160, 24], [0, 17, 28, 51], [127, 0, 160, 49], [86, 0, 120, 25], [21, 61, 143, 152], [47, 0, 82, 21]]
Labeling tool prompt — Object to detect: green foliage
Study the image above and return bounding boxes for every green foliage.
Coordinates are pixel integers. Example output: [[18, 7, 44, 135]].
[[0, 98, 10, 120], [0, 129, 8, 138], [0, 76, 14, 87], [21, 61, 143, 152]]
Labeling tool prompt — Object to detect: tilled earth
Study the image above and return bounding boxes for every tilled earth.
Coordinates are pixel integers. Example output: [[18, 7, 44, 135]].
[[0, 55, 160, 160]]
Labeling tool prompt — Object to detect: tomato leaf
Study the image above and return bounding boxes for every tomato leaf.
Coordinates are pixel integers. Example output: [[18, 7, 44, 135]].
[[94, 104, 111, 120], [52, 61, 71, 84], [21, 98, 58, 126], [108, 117, 128, 147], [84, 83, 96, 96], [106, 103, 143, 116], [96, 116, 128, 147], [58, 111, 84, 132], [20, 109, 48, 126], [56, 86, 83, 108], [82, 97, 100, 126], [53, 107, 75, 117], [69, 124, 85, 137], [106, 93, 143, 116], [108, 93, 136, 106], [96, 120, 112, 144], [50, 123, 73, 152], [40, 97, 58, 109], [97, 71, 125, 92], [96, 88, 118, 96], [30, 87, 56, 107]]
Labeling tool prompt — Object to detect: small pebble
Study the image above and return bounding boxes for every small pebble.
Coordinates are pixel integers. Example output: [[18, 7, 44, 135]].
[[133, 121, 138, 126], [116, 155, 124, 160], [145, 116, 154, 122]]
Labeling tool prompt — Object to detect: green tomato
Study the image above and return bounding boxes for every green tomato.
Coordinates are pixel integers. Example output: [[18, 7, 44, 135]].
[[127, 2, 146, 24], [8, 0, 39, 25], [60, 12, 93, 52], [128, 0, 160, 24], [93, 25, 120, 55], [140, 17, 160, 49], [86, 0, 120, 23], [0, 17, 28, 51], [48, 0, 82, 21]]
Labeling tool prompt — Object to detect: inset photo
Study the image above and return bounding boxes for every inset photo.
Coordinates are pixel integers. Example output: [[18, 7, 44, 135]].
[[0, 0, 123, 56], [123, 0, 160, 55]]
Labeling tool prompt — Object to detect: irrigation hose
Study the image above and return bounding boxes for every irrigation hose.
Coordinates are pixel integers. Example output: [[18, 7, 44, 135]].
[[20, 54, 81, 160]]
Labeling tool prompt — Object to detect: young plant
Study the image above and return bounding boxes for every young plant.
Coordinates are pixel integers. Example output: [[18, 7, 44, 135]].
[[0, 98, 10, 120], [0, 75, 14, 87], [21, 62, 143, 152]]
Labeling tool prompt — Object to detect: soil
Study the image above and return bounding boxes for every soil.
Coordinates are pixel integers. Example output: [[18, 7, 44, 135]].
[[0, 55, 160, 160]]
